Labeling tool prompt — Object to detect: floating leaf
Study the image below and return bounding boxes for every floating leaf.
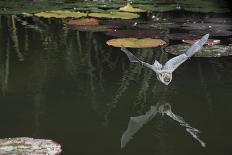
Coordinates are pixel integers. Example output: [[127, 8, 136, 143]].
[[119, 3, 146, 13], [183, 39, 221, 46], [168, 33, 199, 40], [68, 25, 116, 32], [88, 11, 140, 19], [105, 29, 167, 39], [121, 106, 158, 148], [99, 19, 141, 27], [0, 137, 62, 154], [189, 29, 232, 37], [182, 23, 232, 30], [166, 44, 232, 57], [184, 6, 230, 13], [34, 10, 87, 18], [106, 38, 166, 48], [64, 18, 99, 26]]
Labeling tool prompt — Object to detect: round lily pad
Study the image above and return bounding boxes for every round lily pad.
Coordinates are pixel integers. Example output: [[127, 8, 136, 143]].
[[119, 3, 146, 13], [105, 29, 167, 39], [189, 29, 232, 37], [166, 44, 232, 57], [88, 11, 140, 19], [64, 18, 99, 26], [182, 39, 221, 46], [34, 10, 87, 18], [184, 6, 230, 13], [106, 38, 166, 48], [182, 23, 232, 30], [0, 137, 62, 154]]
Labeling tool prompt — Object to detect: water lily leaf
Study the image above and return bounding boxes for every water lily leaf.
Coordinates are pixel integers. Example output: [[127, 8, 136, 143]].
[[88, 11, 140, 19], [99, 19, 141, 27], [106, 38, 166, 48], [189, 29, 232, 37], [204, 18, 232, 24], [68, 25, 116, 32], [153, 4, 178, 12], [183, 39, 221, 46], [34, 10, 87, 18], [0, 137, 62, 154], [119, 3, 146, 13], [184, 6, 230, 13], [166, 44, 232, 57], [168, 33, 199, 40], [64, 18, 99, 26], [105, 29, 167, 39], [182, 23, 232, 30]]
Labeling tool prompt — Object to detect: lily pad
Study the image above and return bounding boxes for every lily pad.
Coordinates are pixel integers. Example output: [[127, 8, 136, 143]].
[[182, 23, 232, 30], [168, 33, 199, 40], [106, 38, 166, 48], [189, 29, 232, 37], [34, 10, 87, 18], [64, 18, 99, 26], [105, 29, 167, 39], [166, 44, 232, 57], [183, 39, 221, 46], [68, 25, 116, 32], [0, 137, 62, 154], [119, 3, 146, 13], [88, 11, 140, 19], [99, 19, 141, 27], [184, 6, 230, 13]]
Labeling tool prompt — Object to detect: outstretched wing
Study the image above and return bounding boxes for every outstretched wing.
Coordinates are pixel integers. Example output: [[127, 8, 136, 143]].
[[163, 34, 209, 72], [121, 47, 141, 63]]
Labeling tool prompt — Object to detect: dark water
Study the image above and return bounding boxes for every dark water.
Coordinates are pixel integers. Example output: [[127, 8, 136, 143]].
[[0, 14, 232, 155]]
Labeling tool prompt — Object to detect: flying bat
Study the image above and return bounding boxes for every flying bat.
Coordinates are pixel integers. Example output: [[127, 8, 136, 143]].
[[121, 34, 209, 85]]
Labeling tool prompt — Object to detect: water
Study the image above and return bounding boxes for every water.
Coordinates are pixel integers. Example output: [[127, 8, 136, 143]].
[[0, 8, 232, 155]]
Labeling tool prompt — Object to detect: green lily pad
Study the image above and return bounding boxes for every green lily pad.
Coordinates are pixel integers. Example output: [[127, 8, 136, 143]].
[[0, 137, 62, 154], [166, 44, 232, 57], [34, 10, 87, 18], [88, 11, 140, 19], [106, 38, 166, 48], [64, 18, 99, 26]]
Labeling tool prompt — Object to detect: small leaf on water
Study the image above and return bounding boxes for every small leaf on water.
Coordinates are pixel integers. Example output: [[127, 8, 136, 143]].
[[119, 3, 146, 13], [64, 18, 99, 26], [106, 38, 166, 48], [34, 10, 87, 18]]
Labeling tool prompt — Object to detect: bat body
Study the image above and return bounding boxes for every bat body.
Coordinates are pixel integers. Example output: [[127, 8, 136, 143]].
[[121, 34, 209, 85]]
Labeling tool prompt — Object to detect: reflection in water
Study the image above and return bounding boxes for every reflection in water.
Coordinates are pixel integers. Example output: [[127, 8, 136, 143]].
[[122, 103, 205, 149]]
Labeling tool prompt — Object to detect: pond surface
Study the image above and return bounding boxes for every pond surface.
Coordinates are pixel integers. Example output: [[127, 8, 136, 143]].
[[0, 1, 232, 155]]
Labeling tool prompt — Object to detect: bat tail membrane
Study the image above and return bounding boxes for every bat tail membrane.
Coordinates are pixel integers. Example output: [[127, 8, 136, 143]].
[[121, 47, 141, 63], [185, 33, 209, 58]]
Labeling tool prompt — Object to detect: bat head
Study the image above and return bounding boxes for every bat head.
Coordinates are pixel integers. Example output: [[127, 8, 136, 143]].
[[158, 71, 172, 85]]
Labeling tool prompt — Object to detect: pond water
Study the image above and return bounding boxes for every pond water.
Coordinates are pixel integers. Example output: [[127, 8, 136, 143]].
[[0, 1, 232, 155]]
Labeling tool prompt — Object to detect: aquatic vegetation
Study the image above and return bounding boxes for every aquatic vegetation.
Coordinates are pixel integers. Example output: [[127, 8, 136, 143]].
[[166, 44, 232, 57], [68, 25, 115, 32], [183, 39, 221, 46], [88, 11, 140, 19], [120, 34, 209, 85], [106, 38, 166, 48], [119, 3, 146, 13], [105, 29, 167, 38], [168, 33, 199, 40], [0, 137, 62, 154], [34, 10, 87, 18], [64, 18, 99, 26]]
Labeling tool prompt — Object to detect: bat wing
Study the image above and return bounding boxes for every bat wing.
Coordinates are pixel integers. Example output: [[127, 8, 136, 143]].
[[163, 34, 209, 72], [121, 106, 158, 148], [121, 47, 142, 63]]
